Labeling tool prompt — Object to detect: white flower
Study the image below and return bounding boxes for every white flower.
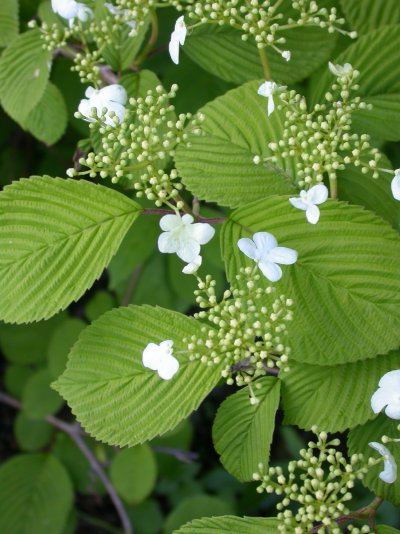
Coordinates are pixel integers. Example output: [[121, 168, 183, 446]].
[[104, 3, 136, 29], [391, 169, 400, 201], [169, 16, 187, 65], [51, 0, 93, 26], [78, 84, 127, 127], [289, 184, 329, 224], [257, 81, 286, 116], [371, 370, 400, 420], [182, 255, 202, 275], [237, 232, 297, 282], [368, 442, 397, 484], [142, 340, 179, 380], [158, 214, 215, 263], [328, 62, 353, 77], [281, 50, 291, 62]]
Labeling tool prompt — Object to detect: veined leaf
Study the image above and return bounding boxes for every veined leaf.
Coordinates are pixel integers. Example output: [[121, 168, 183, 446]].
[[348, 415, 400, 506], [0, 176, 141, 323], [339, 0, 400, 34], [175, 80, 296, 209], [0, 454, 73, 534], [54, 305, 223, 447], [376, 527, 400, 534], [0, 0, 18, 46], [213, 378, 280, 482], [0, 30, 51, 122], [174, 516, 280, 533], [282, 351, 400, 432], [309, 25, 400, 141], [221, 196, 400, 365]]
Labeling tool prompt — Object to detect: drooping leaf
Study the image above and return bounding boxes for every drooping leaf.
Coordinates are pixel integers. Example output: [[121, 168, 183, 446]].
[[348, 415, 400, 506], [0, 0, 19, 47], [54, 305, 223, 447], [213, 378, 280, 481], [175, 80, 296, 208], [221, 196, 400, 365], [14, 412, 53, 452], [0, 454, 73, 534], [339, 0, 400, 34], [174, 515, 280, 534], [47, 318, 87, 379], [22, 369, 64, 419], [0, 176, 141, 323], [282, 351, 400, 432]]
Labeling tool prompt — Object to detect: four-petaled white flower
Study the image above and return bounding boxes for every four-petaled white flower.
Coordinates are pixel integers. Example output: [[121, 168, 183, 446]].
[[368, 442, 397, 484], [169, 16, 187, 65], [391, 169, 400, 201], [104, 3, 136, 29], [289, 184, 329, 224], [51, 0, 93, 26], [371, 370, 400, 420], [182, 255, 202, 275], [78, 84, 127, 127], [257, 81, 286, 116], [142, 340, 179, 380], [158, 214, 215, 263], [281, 50, 291, 62], [237, 232, 297, 282], [328, 62, 353, 77]]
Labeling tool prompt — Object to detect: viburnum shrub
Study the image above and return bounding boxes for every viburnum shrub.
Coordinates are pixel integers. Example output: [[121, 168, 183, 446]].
[[0, 1, 400, 533]]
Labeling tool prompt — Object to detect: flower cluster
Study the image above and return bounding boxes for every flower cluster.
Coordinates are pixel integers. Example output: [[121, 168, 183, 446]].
[[185, 267, 293, 387], [253, 430, 372, 533], [70, 83, 203, 206], [255, 63, 381, 197]]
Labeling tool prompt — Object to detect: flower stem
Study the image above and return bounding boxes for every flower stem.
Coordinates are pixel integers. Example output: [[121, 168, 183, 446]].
[[135, 9, 159, 66], [329, 176, 338, 199], [258, 47, 271, 80]]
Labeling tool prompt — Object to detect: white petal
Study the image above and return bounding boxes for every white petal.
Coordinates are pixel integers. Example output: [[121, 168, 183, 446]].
[[182, 255, 202, 274], [157, 354, 179, 380], [160, 340, 173, 351], [174, 16, 187, 45], [282, 50, 291, 61], [268, 246, 298, 265], [169, 32, 180, 64], [99, 84, 127, 105], [104, 2, 119, 15], [289, 197, 308, 211], [103, 101, 126, 125], [237, 238, 258, 260], [305, 204, 320, 224], [371, 387, 392, 414], [257, 81, 274, 97], [78, 99, 96, 121], [253, 232, 277, 253], [307, 184, 329, 205], [158, 232, 178, 254], [391, 175, 400, 200], [190, 222, 215, 245], [385, 402, 400, 420], [160, 214, 181, 231], [181, 214, 194, 225], [379, 369, 400, 390], [142, 343, 163, 371], [369, 442, 397, 483], [77, 5, 93, 22], [52, 0, 78, 19], [267, 95, 275, 116], [85, 86, 97, 98], [258, 260, 282, 282], [176, 239, 200, 263]]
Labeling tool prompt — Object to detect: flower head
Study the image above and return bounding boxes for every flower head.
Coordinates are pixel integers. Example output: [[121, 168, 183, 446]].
[[182, 255, 202, 275], [104, 3, 136, 29], [169, 16, 187, 65], [142, 340, 179, 380], [257, 81, 286, 116], [237, 232, 297, 282], [158, 213, 215, 263], [281, 50, 291, 62], [391, 169, 400, 201], [371, 369, 400, 420], [289, 184, 329, 224], [368, 442, 397, 483], [78, 84, 127, 127], [328, 62, 353, 77], [51, 0, 93, 26]]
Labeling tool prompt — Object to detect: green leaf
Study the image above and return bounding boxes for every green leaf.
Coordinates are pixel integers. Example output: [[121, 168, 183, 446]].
[[0, 454, 73, 534], [0, 30, 51, 122], [282, 351, 400, 432], [4, 365, 34, 398], [54, 305, 223, 447], [85, 290, 115, 322], [14, 412, 52, 452], [348, 415, 400, 506], [175, 80, 296, 208], [376, 527, 400, 534], [174, 516, 280, 534], [339, 0, 400, 34], [309, 25, 400, 141], [221, 196, 400, 365], [47, 318, 87, 379], [0, 0, 19, 47], [0, 176, 141, 323], [110, 445, 157, 504], [22, 369, 64, 419], [20, 82, 68, 145], [213, 378, 280, 482]]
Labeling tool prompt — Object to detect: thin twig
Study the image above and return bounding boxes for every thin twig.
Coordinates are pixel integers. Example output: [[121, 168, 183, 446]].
[[121, 266, 142, 306], [0, 391, 133, 534], [152, 446, 198, 464]]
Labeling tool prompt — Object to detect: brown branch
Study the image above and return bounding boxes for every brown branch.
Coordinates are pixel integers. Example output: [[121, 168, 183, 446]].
[[152, 446, 198, 464], [0, 391, 133, 534]]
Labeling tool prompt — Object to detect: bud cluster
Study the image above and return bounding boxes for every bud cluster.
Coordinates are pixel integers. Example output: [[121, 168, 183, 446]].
[[70, 84, 203, 206], [113, 0, 184, 34], [257, 66, 381, 190], [253, 429, 373, 533], [185, 267, 293, 386]]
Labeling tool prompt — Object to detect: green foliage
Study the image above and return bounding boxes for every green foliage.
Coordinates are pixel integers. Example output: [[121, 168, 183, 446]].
[[22, 369, 63, 419], [110, 445, 157, 504], [54, 305, 223, 446], [0, 176, 141, 323], [0, 454, 73, 534], [221, 196, 400, 365], [174, 516, 280, 533], [4, 365, 34, 398], [175, 81, 296, 208], [0, 0, 19, 47], [213, 378, 280, 482], [281, 351, 400, 432], [339, 0, 400, 34], [14, 412, 53, 452], [376, 527, 400, 534], [47, 318, 86, 379]]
